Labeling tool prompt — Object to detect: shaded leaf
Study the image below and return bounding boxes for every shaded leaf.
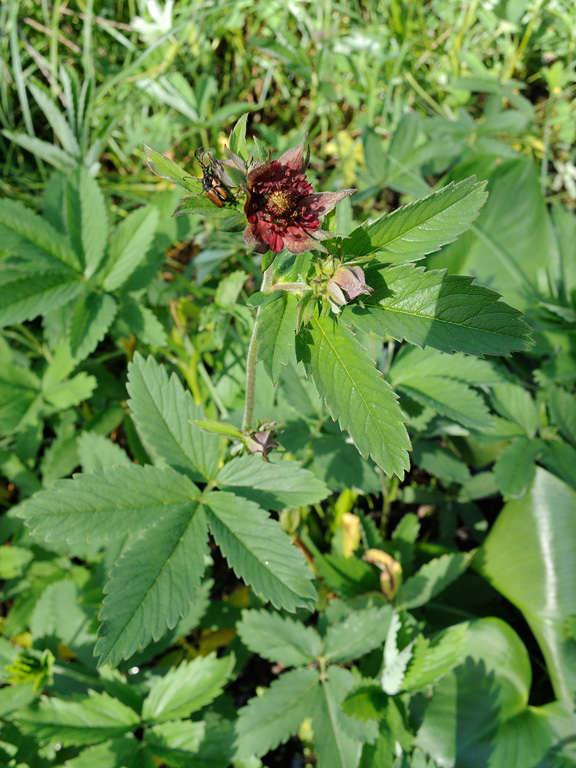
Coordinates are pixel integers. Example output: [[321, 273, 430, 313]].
[[101, 207, 159, 291], [69, 292, 118, 361], [493, 437, 543, 498], [237, 610, 322, 667], [396, 553, 472, 610]]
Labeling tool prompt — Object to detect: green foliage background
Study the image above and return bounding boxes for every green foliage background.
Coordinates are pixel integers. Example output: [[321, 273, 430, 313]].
[[1, 1, 576, 767]]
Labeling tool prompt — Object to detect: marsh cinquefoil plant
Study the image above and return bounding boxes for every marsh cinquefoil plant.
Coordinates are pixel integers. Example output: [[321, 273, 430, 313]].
[[7, 115, 548, 767]]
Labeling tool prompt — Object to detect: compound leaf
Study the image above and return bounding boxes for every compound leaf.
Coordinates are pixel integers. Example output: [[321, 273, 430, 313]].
[[323, 606, 393, 663], [237, 610, 322, 667], [69, 292, 118, 362]]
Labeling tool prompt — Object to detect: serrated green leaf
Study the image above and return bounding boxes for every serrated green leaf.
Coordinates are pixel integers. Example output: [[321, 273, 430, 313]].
[[411, 441, 471, 485], [146, 721, 206, 767], [347, 263, 532, 357], [490, 382, 539, 437], [323, 606, 392, 662], [95, 503, 208, 667], [0, 362, 41, 432], [394, 375, 491, 430], [347, 177, 487, 262], [314, 552, 381, 597], [390, 345, 505, 385], [13, 691, 139, 746], [216, 455, 329, 511], [2, 130, 79, 172], [228, 113, 249, 159], [102, 206, 159, 291], [312, 668, 364, 768], [493, 437, 543, 498], [77, 432, 131, 472], [204, 491, 317, 611], [114, 300, 167, 347], [29, 83, 80, 157], [381, 614, 413, 695], [17, 464, 200, 545], [396, 553, 472, 610], [237, 610, 322, 667], [548, 386, 576, 447], [142, 654, 234, 724], [173, 195, 238, 218], [296, 313, 410, 478], [69, 292, 118, 361], [402, 623, 468, 692], [256, 292, 298, 384], [144, 144, 201, 193], [30, 580, 88, 646], [62, 736, 139, 768], [65, 167, 108, 278], [0, 545, 34, 579], [235, 668, 320, 757], [42, 371, 97, 409], [341, 683, 388, 722], [0, 264, 83, 327], [127, 354, 221, 482], [0, 197, 81, 271]]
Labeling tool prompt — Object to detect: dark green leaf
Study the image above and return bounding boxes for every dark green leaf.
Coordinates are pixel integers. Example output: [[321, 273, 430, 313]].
[[237, 610, 322, 667], [256, 292, 298, 384], [101, 207, 159, 291], [323, 606, 392, 662], [396, 553, 472, 610], [69, 292, 118, 361], [493, 437, 543, 498]]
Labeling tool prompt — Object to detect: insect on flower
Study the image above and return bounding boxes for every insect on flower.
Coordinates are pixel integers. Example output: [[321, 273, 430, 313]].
[[194, 148, 236, 208]]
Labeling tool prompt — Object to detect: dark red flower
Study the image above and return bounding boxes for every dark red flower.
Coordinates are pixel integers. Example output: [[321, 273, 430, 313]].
[[243, 138, 356, 255]]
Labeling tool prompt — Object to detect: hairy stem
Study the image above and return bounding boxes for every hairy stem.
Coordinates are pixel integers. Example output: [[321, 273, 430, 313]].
[[242, 263, 274, 431]]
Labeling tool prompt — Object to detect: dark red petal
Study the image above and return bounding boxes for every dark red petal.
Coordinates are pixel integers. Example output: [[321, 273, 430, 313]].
[[299, 189, 357, 215], [244, 223, 271, 254], [269, 232, 284, 253], [283, 229, 323, 254]]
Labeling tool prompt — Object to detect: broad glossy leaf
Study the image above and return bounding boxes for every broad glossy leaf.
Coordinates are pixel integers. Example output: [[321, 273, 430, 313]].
[[476, 469, 576, 702], [65, 167, 108, 278], [216, 454, 329, 511], [235, 667, 320, 757], [69, 292, 118, 361], [0, 264, 83, 327], [102, 206, 159, 291], [296, 313, 410, 478], [237, 610, 322, 667], [493, 437, 543, 498], [142, 654, 234, 723], [346, 263, 532, 357], [95, 503, 208, 667], [347, 177, 487, 262], [323, 606, 392, 662], [0, 197, 81, 271], [13, 691, 139, 746], [127, 354, 221, 482], [204, 491, 317, 611], [256, 291, 298, 384], [18, 465, 200, 545], [396, 553, 471, 610], [414, 618, 576, 768]]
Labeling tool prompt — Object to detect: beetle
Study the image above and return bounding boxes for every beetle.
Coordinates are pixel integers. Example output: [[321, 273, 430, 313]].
[[194, 148, 235, 208]]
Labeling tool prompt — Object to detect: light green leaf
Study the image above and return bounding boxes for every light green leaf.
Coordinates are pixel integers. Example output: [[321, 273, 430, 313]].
[[237, 610, 322, 667], [29, 83, 80, 157], [13, 690, 139, 746], [142, 654, 234, 724], [77, 432, 132, 472], [493, 437, 543, 498], [0, 683, 37, 718], [146, 721, 206, 767], [390, 345, 505, 385], [2, 130, 78, 172], [101, 206, 159, 291], [69, 292, 118, 362], [0, 197, 81, 271], [17, 464, 200, 545], [30, 580, 88, 646], [548, 386, 576, 446], [42, 372, 97, 409], [347, 263, 532, 357], [65, 167, 108, 277], [204, 491, 317, 611], [0, 546, 33, 579], [402, 623, 468, 691], [341, 683, 388, 722], [256, 292, 298, 384], [95, 503, 208, 667], [381, 613, 414, 695], [0, 264, 83, 328], [347, 177, 487, 262], [312, 668, 364, 768], [396, 553, 471, 610], [490, 382, 539, 437], [62, 737, 139, 768], [127, 353, 221, 482], [144, 144, 201, 195], [235, 668, 320, 757], [476, 468, 576, 702], [228, 112, 249, 159], [216, 455, 329, 511], [296, 313, 410, 479], [323, 606, 392, 663]]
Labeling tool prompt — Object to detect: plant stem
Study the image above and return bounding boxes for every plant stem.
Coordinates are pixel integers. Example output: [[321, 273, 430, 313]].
[[242, 263, 273, 431]]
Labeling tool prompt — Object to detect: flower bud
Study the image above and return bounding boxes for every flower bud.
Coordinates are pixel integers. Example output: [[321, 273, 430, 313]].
[[326, 265, 372, 312]]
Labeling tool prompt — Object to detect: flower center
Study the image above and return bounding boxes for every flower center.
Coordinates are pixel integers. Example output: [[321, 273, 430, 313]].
[[266, 190, 294, 217]]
